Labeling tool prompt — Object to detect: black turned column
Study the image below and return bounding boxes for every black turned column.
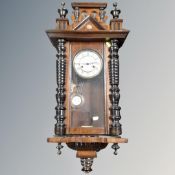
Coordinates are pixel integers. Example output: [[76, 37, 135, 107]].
[[109, 39, 122, 137], [54, 39, 66, 136]]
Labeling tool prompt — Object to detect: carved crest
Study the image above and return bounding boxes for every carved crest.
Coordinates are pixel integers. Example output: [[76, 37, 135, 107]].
[[73, 16, 106, 31]]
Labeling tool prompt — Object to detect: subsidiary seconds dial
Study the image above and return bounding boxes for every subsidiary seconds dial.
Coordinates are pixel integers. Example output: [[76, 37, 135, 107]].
[[73, 50, 103, 79]]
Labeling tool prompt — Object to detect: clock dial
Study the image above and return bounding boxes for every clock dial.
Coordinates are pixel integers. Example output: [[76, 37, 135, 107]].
[[73, 50, 103, 79]]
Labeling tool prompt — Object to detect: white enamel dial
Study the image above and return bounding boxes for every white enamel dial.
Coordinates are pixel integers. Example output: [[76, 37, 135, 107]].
[[73, 50, 103, 79]]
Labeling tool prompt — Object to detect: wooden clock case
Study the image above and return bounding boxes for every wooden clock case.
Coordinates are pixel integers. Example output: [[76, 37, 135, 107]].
[[46, 2, 129, 173]]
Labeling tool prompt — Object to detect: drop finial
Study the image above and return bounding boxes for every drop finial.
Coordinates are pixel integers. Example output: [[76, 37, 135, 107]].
[[56, 143, 64, 155], [111, 143, 120, 155], [81, 158, 93, 173]]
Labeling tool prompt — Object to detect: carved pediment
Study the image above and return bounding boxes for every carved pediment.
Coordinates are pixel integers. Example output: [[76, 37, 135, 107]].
[[73, 16, 105, 31], [47, 2, 129, 45]]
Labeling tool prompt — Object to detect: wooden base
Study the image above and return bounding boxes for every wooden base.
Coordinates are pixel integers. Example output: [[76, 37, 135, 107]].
[[47, 136, 128, 144], [48, 136, 127, 158]]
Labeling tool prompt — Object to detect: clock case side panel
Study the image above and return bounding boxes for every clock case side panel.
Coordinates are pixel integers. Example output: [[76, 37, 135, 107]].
[[65, 41, 71, 135], [67, 41, 108, 135], [104, 43, 111, 135]]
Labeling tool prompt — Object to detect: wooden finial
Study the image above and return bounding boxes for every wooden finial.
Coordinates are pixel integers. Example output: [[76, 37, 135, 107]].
[[56, 2, 69, 30], [111, 2, 121, 19], [58, 2, 68, 19]]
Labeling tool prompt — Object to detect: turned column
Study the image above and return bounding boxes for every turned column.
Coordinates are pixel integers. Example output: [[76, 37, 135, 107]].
[[54, 39, 66, 136], [109, 39, 122, 137]]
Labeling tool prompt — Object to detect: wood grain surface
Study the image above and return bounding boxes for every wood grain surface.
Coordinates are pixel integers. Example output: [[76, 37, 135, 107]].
[[47, 136, 128, 143]]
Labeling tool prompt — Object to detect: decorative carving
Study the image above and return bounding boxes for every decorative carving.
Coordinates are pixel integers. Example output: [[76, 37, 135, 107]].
[[109, 39, 122, 137], [111, 2, 121, 19], [81, 158, 93, 173], [54, 39, 66, 136], [81, 11, 87, 19], [71, 2, 109, 29], [73, 16, 106, 31], [73, 7, 80, 22], [91, 11, 97, 19], [58, 2, 68, 19], [67, 142, 108, 152], [99, 7, 106, 21]]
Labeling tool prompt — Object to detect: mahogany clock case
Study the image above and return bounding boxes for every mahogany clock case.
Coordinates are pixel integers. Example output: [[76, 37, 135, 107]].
[[46, 2, 129, 173], [46, 2, 129, 137]]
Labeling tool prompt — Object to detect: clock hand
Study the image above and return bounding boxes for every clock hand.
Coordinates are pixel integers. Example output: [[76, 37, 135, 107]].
[[90, 62, 99, 64], [78, 62, 99, 65]]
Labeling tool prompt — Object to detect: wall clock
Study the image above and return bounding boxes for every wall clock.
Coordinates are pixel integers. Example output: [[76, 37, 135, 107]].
[[46, 2, 129, 173]]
